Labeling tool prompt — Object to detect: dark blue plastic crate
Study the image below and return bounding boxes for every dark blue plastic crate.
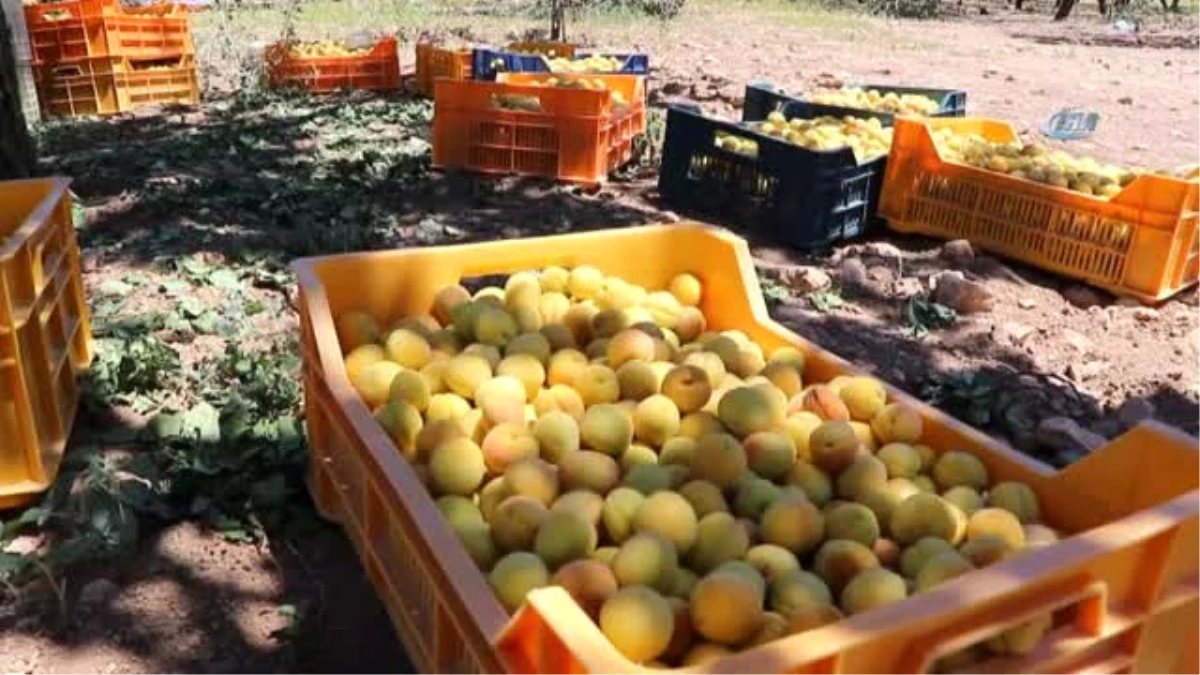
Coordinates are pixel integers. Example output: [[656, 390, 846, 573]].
[[743, 81, 967, 124], [658, 101, 892, 250], [471, 47, 649, 81]]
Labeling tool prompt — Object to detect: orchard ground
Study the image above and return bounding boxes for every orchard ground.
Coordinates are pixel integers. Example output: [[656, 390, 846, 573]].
[[1, 0, 1197, 671]]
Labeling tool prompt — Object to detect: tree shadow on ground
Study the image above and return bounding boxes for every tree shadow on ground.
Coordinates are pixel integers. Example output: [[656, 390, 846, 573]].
[[1007, 30, 1199, 49], [0, 432, 410, 674], [38, 91, 664, 269]]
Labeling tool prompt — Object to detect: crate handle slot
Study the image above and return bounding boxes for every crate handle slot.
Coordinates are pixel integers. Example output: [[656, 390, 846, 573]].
[[51, 65, 84, 77], [900, 574, 1109, 672]]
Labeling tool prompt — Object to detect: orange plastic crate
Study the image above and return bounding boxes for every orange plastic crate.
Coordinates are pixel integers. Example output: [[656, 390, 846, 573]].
[[26, 0, 193, 65], [292, 223, 1199, 674], [880, 117, 1199, 303], [432, 72, 646, 184], [414, 42, 472, 98], [265, 37, 400, 94], [0, 178, 94, 510], [36, 57, 199, 118]]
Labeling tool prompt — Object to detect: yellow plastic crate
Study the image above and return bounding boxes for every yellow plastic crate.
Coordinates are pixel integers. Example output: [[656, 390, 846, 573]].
[[880, 117, 1199, 303], [0, 178, 95, 509], [292, 223, 1198, 673]]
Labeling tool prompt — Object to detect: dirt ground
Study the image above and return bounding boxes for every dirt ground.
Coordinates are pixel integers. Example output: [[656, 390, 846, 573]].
[[2, 0, 1198, 672]]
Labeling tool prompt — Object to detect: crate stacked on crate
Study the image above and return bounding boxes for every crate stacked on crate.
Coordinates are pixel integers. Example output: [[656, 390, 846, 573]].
[[0, 178, 94, 509], [658, 82, 967, 250], [265, 36, 400, 93], [432, 72, 646, 184], [25, 0, 198, 118], [880, 116, 1198, 303], [291, 223, 1199, 674], [414, 39, 473, 98]]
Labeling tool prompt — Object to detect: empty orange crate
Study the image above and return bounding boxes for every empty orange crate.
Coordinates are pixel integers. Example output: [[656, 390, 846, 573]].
[[25, 0, 193, 65], [0, 178, 94, 510], [432, 72, 645, 184], [292, 223, 1198, 674], [36, 57, 199, 118], [265, 37, 400, 94], [414, 42, 472, 98], [880, 117, 1199, 303]]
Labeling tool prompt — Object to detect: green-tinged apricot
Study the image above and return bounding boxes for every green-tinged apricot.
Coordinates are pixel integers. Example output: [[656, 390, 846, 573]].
[[612, 532, 678, 590], [489, 551, 549, 612], [987, 481, 1042, 524], [534, 510, 597, 570], [678, 480, 729, 519], [429, 437, 486, 496], [840, 567, 907, 615], [890, 493, 967, 545], [899, 537, 957, 579], [689, 433, 747, 491], [760, 495, 825, 556], [633, 491, 699, 555], [552, 490, 604, 527], [492, 495, 549, 552], [836, 455, 888, 501], [744, 544, 801, 582], [813, 539, 879, 593], [634, 395, 682, 448], [915, 551, 975, 592], [600, 586, 675, 663], [561, 450, 620, 495], [769, 569, 833, 616], [687, 512, 750, 573], [932, 450, 989, 491], [505, 457, 560, 507], [808, 421, 861, 474], [825, 502, 881, 548], [690, 572, 765, 646]]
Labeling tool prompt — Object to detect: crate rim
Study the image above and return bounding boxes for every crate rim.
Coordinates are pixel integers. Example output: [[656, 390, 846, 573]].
[[295, 222, 1199, 672], [896, 116, 1200, 207], [509, 472, 1200, 673], [0, 177, 73, 262], [665, 102, 886, 169]]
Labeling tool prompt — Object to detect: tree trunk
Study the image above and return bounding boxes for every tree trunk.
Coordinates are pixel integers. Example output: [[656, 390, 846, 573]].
[[550, 0, 564, 40], [1053, 0, 1076, 19], [0, 4, 35, 180], [1097, 0, 1107, 15]]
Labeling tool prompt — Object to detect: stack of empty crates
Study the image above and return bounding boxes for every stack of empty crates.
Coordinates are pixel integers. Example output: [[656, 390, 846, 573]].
[[24, 0, 198, 118]]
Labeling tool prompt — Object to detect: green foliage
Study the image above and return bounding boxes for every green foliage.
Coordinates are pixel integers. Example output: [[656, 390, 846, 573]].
[[758, 273, 791, 310], [865, 0, 941, 18], [4, 271, 306, 591], [903, 296, 957, 337], [86, 325, 181, 414], [806, 289, 844, 313], [920, 370, 995, 427], [4, 89, 433, 593]]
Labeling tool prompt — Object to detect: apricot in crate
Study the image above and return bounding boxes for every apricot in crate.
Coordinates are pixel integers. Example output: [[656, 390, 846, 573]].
[[294, 223, 1199, 673], [330, 245, 1111, 670]]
